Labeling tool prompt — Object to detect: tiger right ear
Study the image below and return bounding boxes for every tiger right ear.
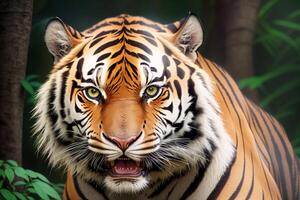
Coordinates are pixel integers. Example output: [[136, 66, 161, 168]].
[[44, 17, 83, 64], [173, 14, 203, 61]]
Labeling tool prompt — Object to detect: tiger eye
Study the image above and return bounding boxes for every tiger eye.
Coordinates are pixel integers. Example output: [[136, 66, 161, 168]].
[[86, 87, 100, 99], [145, 86, 159, 97]]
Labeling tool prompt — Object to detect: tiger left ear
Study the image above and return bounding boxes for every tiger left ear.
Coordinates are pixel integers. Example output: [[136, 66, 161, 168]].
[[173, 14, 203, 61], [44, 17, 83, 64]]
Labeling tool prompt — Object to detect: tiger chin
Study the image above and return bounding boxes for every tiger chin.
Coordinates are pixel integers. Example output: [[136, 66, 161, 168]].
[[34, 13, 300, 200]]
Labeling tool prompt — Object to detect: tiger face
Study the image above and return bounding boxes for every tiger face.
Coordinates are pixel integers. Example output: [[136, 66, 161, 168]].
[[35, 14, 234, 194]]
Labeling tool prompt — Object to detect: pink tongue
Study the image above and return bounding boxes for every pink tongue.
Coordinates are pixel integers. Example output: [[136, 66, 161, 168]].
[[113, 160, 141, 175]]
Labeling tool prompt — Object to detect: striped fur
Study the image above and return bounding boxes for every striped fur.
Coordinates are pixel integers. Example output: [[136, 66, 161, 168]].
[[34, 14, 300, 200]]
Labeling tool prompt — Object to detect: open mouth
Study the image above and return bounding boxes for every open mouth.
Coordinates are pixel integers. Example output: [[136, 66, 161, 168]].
[[109, 156, 144, 178]]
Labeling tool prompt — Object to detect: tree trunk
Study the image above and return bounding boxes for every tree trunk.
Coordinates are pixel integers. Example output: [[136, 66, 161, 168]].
[[207, 0, 261, 102], [0, 0, 33, 164]]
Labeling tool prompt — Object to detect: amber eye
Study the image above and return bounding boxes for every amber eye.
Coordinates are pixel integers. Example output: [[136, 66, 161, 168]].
[[145, 85, 159, 98], [84, 87, 101, 100]]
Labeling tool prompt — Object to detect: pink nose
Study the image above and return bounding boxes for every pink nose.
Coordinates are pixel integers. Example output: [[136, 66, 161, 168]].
[[103, 134, 140, 150]]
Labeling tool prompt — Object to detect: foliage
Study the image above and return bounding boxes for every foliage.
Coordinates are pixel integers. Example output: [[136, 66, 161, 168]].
[[21, 75, 42, 104], [239, 0, 300, 154], [0, 160, 63, 200]]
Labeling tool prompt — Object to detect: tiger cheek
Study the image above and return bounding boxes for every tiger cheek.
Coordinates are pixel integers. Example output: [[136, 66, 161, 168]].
[[83, 101, 103, 134], [90, 107, 103, 134]]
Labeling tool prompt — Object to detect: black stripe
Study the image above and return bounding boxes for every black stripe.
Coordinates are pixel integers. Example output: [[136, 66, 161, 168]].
[[179, 160, 212, 200], [149, 170, 188, 198], [137, 53, 150, 62], [248, 105, 275, 174], [173, 80, 182, 99], [94, 29, 118, 38], [245, 154, 255, 200], [75, 57, 84, 79], [166, 23, 178, 33], [94, 39, 121, 55], [143, 37, 158, 47], [47, 79, 70, 146], [106, 62, 119, 80], [162, 55, 170, 68], [207, 149, 236, 200], [65, 187, 71, 200], [88, 181, 109, 200], [177, 67, 185, 79], [228, 142, 246, 200], [205, 61, 247, 200], [129, 28, 155, 38], [112, 46, 124, 58], [167, 183, 177, 200], [97, 53, 111, 62], [125, 48, 139, 59], [258, 109, 287, 197], [89, 37, 105, 48], [59, 70, 69, 119], [125, 20, 166, 32], [126, 39, 153, 55], [70, 80, 80, 101], [73, 177, 89, 200], [212, 62, 247, 114], [267, 114, 295, 196], [261, 158, 273, 199]]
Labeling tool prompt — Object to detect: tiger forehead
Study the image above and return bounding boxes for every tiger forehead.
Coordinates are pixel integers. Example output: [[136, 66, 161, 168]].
[[84, 15, 171, 35], [77, 17, 173, 92]]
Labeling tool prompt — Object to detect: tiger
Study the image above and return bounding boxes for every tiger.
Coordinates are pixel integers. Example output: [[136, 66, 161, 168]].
[[34, 14, 300, 200]]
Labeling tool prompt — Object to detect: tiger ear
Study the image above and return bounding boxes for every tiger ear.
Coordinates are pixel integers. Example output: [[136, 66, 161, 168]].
[[173, 14, 203, 61], [44, 17, 83, 64]]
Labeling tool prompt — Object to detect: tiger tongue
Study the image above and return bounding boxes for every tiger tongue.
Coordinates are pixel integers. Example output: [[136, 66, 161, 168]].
[[113, 160, 141, 176]]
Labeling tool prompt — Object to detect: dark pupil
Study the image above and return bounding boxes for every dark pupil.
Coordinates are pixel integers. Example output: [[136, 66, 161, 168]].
[[149, 87, 154, 92]]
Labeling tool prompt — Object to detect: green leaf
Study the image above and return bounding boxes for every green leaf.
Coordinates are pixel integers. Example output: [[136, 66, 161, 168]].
[[266, 26, 299, 50], [27, 187, 36, 194], [0, 189, 17, 200], [13, 192, 27, 200], [294, 147, 300, 155], [0, 180, 3, 188], [291, 137, 300, 146], [260, 79, 300, 107], [0, 160, 4, 166], [29, 81, 42, 89], [33, 180, 61, 200], [13, 181, 26, 186], [31, 181, 50, 200], [20, 80, 35, 95], [26, 75, 39, 81], [4, 168, 14, 183], [274, 20, 300, 32], [27, 196, 35, 200], [238, 76, 265, 89], [288, 9, 300, 19], [26, 169, 49, 183], [14, 167, 29, 181], [6, 160, 18, 167], [258, 0, 279, 18], [36, 173, 50, 183], [25, 169, 38, 178], [53, 183, 65, 193], [275, 110, 294, 120], [0, 169, 4, 177]]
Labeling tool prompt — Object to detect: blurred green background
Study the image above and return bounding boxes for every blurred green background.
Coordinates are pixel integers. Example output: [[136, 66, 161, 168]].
[[24, 0, 300, 184]]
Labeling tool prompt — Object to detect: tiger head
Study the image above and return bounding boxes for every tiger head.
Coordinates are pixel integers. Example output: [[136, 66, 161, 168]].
[[35, 14, 234, 194]]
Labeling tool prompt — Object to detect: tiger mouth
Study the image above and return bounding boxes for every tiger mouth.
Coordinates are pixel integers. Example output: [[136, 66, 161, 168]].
[[108, 156, 145, 178]]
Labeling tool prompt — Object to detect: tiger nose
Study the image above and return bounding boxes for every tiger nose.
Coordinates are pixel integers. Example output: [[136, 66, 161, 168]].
[[103, 133, 141, 151]]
